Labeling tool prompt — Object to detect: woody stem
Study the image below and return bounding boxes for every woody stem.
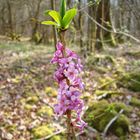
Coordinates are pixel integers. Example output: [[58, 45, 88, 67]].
[[59, 30, 76, 140]]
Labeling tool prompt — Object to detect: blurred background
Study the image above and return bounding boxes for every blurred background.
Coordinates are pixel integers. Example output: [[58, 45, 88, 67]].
[[0, 0, 140, 140], [0, 0, 140, 49]]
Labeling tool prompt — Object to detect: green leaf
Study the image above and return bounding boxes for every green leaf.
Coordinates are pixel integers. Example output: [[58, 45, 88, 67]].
[[41, 21, 58, 26], [60, 0, 66, 18], [44, 10, 51, 15], [62, 8, 77, 29], [47, 11, 61, 25]]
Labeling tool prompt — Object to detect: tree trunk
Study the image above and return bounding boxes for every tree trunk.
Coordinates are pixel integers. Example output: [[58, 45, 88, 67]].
[[78, 0, 85, 57], [95, 1, 103, 50], [31, 0, 42, 42], [95, 0, 116, 51], [102, 0, 116, 46], [87, 0, 96, 54], [6, 0, 13, 33], [0, 5, 6, 35]]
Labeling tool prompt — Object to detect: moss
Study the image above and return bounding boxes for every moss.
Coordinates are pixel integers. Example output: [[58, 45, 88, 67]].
[[0, 92, 2, 97], [84, 100, 130, 137], [94, 66, 108, 73], [24, 104, 33, 110], [95, 90, 121, 98], [98, 77, 115, 90], [115, 127, 123, 136], [87, 55, 116, 67], [26, 96, 39, 104], [115, 127, 127, 140], [118, 72, 140, 92], [130, 97, 140, 107], [5, 124, 17, 132], [50, 136, 61, 140], [124, 51, 140, 58], [113, 114, 130, 136], [132, 60, 140, 67], [20, 98, 26, 104], [112, 102, 132, 114], [82, 92, 91, 100], [97, 76, 117, 90], [37, 106, 53, 117], [32, 125, 53, 138], [45, 87, 57, 97]]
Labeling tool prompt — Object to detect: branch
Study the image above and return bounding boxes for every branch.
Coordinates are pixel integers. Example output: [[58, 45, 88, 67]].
[[78, 1, 101, 12], [85, 125, 98, 133], [84, 11, 140, 43]]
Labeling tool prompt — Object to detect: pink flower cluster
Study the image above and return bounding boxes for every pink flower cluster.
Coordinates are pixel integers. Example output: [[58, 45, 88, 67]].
[[51, 42, 86, 130]]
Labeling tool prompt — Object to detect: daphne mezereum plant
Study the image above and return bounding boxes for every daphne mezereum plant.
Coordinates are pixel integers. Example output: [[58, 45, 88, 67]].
[[42, 0, 86, 139]]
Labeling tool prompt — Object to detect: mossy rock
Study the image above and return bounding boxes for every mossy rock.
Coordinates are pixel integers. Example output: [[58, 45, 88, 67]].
[[37, 106, 53, 117], [84, 100, 130, 137], [32, 125, 53, 139], [115, 127, 127, 140], [117, 72, 140, 92], [112, 102, 132, 114], [45, 87, 57, 97], [130, 97, 140, 107], [113, 114, 130, 137]]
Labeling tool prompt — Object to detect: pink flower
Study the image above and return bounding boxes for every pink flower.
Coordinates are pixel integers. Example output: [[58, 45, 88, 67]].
[[64, 66, 78, 81], [57, 42, 64, 50], [51, 42, 86, 130], [66, 48, 78, 59]]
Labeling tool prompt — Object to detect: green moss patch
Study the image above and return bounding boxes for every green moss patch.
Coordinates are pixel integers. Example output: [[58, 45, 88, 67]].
[[117, 72, 140, 92], [26, 96, 39, 104], [45, 87, 57, 97], [32, 125, 53, 139], [37, 106, 53, 117], [84, 100, 130, 137], [130, 97, 140, 107]]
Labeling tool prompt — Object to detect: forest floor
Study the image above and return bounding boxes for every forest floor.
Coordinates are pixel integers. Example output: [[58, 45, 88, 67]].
[[0, 39, 140, 140]]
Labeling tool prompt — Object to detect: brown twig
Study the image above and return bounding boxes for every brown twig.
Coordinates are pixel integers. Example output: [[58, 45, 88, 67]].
[[84, 11, 140, 43]]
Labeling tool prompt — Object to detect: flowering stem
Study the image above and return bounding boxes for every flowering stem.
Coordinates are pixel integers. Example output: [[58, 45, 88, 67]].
[[59, 30, 76, 140], [66, 110, 76, 140], [59, 30, 66, 55]]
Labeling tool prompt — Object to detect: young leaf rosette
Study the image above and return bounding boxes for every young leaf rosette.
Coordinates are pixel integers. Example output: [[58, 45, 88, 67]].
[[41, 0, 77, 30]]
